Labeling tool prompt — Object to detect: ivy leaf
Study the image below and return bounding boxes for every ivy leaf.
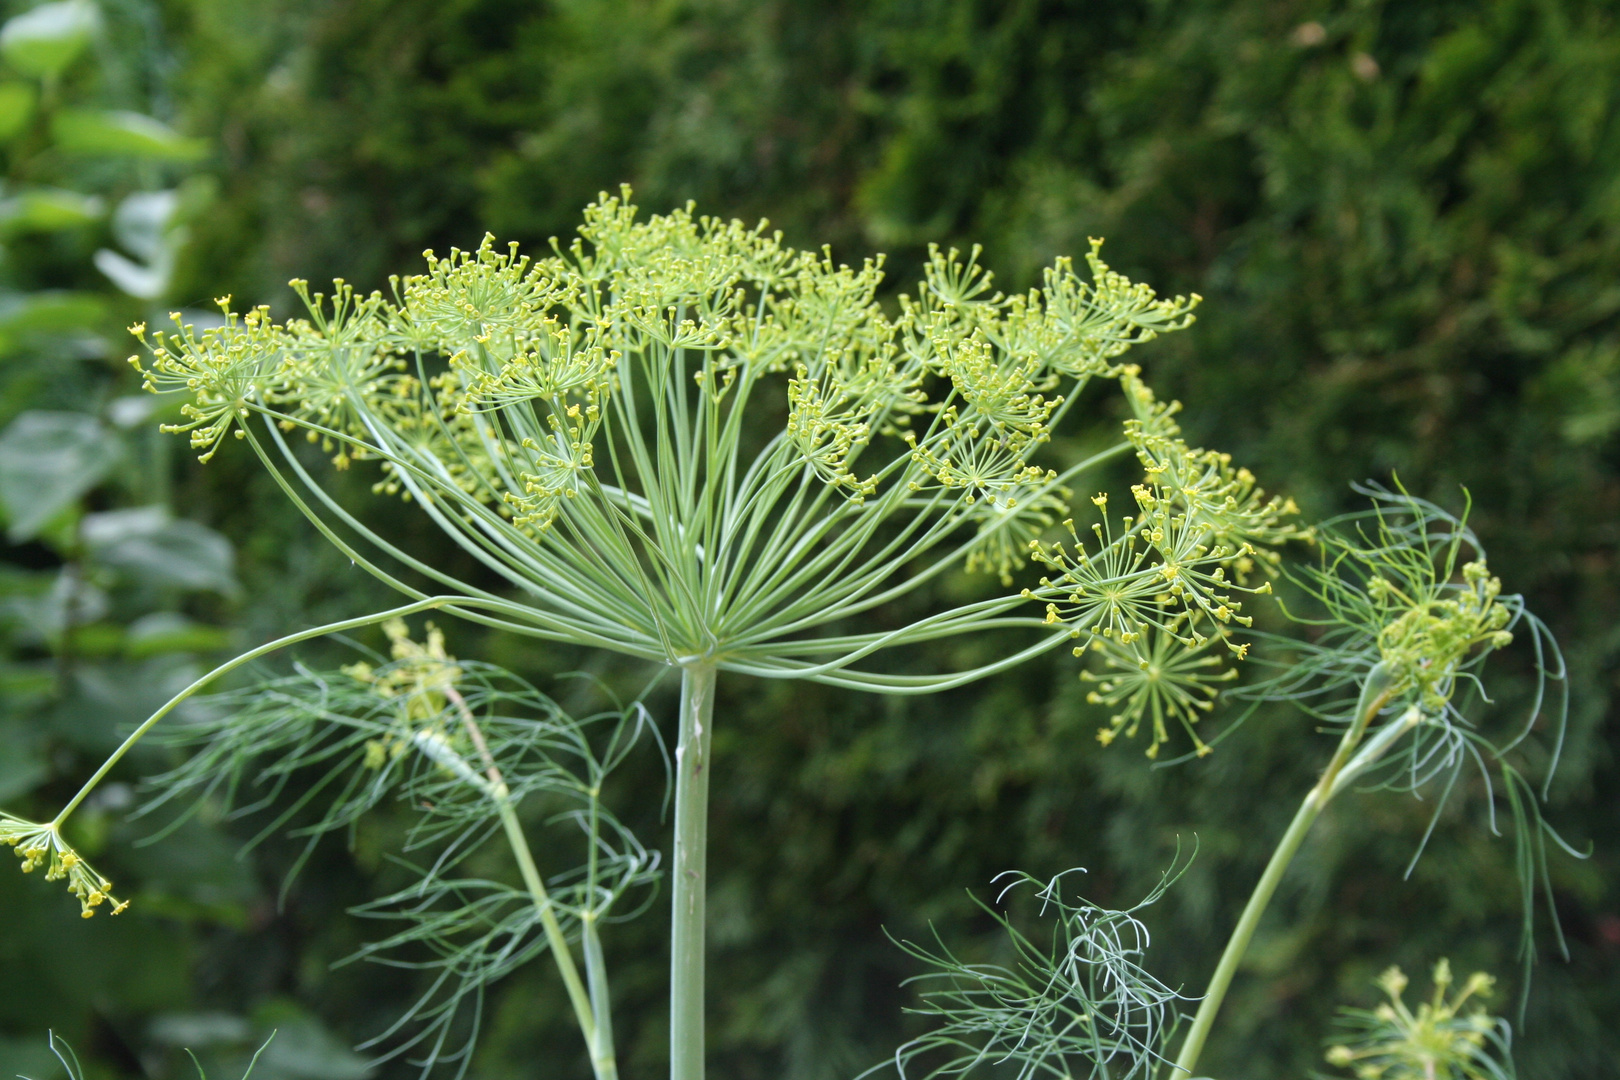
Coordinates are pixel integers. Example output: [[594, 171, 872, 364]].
[[0, 410, 121, 542], [0, 81, 37, 141], [81, 506, 239, 596], [0, 0, 97, 79], [50, 108, 207, 161], [0, 186, 104, 235]]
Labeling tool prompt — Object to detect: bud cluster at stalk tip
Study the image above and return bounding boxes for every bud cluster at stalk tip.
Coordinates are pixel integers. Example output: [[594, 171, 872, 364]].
[[1, 814, 128, 917], [1325, 959, 1507, 1080]]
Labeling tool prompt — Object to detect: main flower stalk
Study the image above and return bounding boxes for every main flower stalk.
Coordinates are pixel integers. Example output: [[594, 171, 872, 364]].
[[672, 663, 717, 1080]]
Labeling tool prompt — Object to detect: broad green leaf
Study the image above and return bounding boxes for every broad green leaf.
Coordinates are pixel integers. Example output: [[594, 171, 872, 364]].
[[125, 611, 232, 657], [116, 816, 258, 910], [0, 0, 97, 79], [0, 568, 107, 643], [106, 393, 163, 429], [0, 186, 103, 234], [112, 188, 178, 260], [93, 245, 168, 299], [95, 189, 180, 297], [0, 80, 37, 140], [0, 290, 107, 351], [55, 655, 202, 754], [0, 718, 46, 802], [0, 410, 121, 541], [50, 108, 207, 161], [244, 1013, 371, 1080], [0, 659, 52, 705], [64, 619, 123, 656], [81, 505, 239, 595]]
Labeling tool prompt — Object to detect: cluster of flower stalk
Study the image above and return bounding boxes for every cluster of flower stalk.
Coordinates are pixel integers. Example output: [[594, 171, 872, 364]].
[[1, 193, 1575, 1080]]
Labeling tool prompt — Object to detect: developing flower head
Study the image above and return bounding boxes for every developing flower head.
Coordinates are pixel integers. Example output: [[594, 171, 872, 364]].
[[0, 814, 127, 917], [344, 618, 462, 706], [1284, 490, 1523, 723], [1325, 959, 1511, 1080], [343, 619, 471, 770]]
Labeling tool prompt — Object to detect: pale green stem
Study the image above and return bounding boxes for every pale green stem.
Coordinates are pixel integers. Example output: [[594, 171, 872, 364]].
[[583, 916, 617, 1075], [671, 663, 717, 1080], [448, 688, 617, 1080], [50, 596, 462, 829], [1171, 666, 1402, 1078], [496, 798, 616, 1080]]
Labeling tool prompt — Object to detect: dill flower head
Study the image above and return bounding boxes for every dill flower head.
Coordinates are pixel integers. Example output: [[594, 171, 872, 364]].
[[1325, 959, 1511, 1080], [1080, 629, 1239, 758], [127, 301, 285, 461], [129, 188, 1231, 690], [1024, 374, 1307, 756], [0, 815, 127, 917]]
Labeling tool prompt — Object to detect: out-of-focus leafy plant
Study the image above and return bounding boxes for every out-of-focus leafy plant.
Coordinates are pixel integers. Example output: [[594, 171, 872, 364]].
[[0, 4, 352, 1078]]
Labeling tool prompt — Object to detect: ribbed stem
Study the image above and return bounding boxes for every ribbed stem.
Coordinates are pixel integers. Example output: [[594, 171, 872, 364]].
[[497, 800, 614, 1079], [671, 663, 717, 1080], [1171, 666, 1395, 1077], [452, 686, 615, 1080], [1171, 776, 1330, 1076]]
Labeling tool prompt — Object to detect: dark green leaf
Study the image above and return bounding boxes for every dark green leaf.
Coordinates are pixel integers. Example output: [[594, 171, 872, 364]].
[[81, 506, 239, 596], [50, 108, 207, 161], [0, 0, 96, 79], [0, 410, 121, 542]]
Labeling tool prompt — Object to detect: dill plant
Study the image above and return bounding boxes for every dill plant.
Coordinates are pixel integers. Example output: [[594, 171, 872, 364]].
[[0, 191, 1574, 1079], [876, 490, 1575, 1080]]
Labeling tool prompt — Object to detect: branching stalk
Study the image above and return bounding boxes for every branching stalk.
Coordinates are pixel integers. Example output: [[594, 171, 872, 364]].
[[1172, 665, 1402, 1077], [446, 686, 618, 1080], [496, 800, 614, 1080], [50, 596, 464, 828]]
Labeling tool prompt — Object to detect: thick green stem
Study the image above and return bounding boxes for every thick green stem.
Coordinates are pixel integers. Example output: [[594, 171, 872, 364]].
[[1170, 770, 1331, 1077], [1171, 666, 1397, 1078], [671, 663, 716, 1080]]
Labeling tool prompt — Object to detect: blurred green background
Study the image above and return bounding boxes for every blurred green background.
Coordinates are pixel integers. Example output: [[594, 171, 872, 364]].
[[0, 0, 1615, 1077]]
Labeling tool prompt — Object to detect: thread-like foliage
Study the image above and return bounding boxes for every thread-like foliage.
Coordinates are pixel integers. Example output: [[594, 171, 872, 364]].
[[139, 621, 661, 1079], [1230, 489, 1583, 1003], [878, 865, 1187, 1080]]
